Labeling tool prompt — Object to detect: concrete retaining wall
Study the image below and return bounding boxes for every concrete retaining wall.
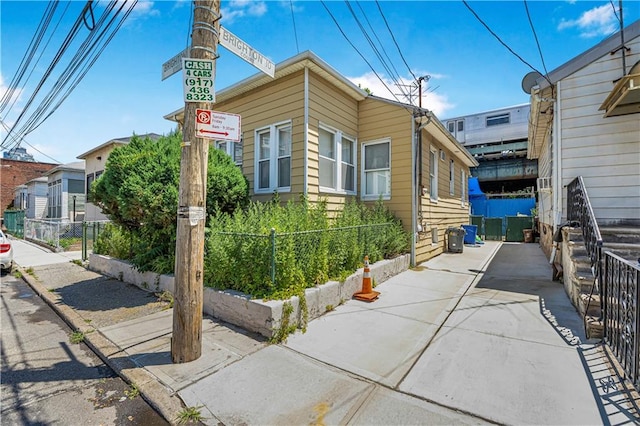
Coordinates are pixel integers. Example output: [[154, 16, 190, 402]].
[[89, 253, 410, 338]]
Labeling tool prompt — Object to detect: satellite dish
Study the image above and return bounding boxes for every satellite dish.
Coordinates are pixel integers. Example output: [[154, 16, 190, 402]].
[[521, 71, 542, 94], [629, 60, 640, 75]]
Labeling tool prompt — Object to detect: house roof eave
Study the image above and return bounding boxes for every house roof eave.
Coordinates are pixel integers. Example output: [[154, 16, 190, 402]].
[[164, 50, 368, 124]]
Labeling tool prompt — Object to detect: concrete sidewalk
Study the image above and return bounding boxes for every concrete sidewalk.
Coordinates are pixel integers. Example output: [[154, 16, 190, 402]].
[[10, 237, 640, 424]]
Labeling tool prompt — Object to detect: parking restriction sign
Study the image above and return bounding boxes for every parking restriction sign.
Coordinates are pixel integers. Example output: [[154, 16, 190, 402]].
[[195, 109, 241, 142]]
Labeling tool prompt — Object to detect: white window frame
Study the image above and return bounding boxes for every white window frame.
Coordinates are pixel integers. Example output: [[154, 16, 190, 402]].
[[461, 169, 467, 206], [361, 138, 391, 201], [449, 160, 455, 195], [215, 137, 243, 166], [318, 123, 356, 195], [254, 121, 292, 194], [429, 148, 438, 202]]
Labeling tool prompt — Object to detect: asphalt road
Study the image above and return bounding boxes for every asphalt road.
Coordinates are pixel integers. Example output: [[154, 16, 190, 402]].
[[0, 270, 169, 425]]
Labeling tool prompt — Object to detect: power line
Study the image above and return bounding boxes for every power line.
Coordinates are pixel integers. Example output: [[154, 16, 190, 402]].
[[2, 0, 138, 148], [462, 0, 551, 86], [319, 0, 409, 109], [290, 0, 300, 54], [523, 0, 549, 79], [375, 0, 417, 82], [344, 1, 409, 100]]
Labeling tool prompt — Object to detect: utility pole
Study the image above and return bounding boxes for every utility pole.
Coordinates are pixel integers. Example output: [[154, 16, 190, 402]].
[[172, 0, 220, 364]]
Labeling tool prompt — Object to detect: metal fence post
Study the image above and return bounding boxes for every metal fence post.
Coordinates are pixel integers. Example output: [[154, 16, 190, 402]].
[[82, 222, 87, 260], [270, 227, 276, 285]]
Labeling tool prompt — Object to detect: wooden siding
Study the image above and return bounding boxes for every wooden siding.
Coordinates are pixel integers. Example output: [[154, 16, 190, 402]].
[[211, 71, 306, 203], [558, 36, 640, 224], [359, 98, 413, 229]]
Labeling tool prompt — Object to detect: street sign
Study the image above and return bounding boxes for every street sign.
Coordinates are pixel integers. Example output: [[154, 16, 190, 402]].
[[219, 26, 275, 78], [182, 58, 215, 103], [162, 47, 190, 81], [195, 109, 241, 142]]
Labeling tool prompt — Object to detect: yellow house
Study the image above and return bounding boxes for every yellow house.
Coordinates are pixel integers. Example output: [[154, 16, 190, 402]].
[[165, 51, 477, 264]]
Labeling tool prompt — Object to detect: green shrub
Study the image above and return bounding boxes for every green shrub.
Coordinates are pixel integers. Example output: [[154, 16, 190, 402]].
[[204, 198, 410, 299]]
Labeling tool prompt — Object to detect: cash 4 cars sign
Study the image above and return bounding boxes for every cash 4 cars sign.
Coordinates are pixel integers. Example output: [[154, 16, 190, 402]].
[[182, 58, 215, 103]]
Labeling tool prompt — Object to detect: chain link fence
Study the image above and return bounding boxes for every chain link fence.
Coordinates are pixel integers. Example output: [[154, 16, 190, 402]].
[[23, 219, 110, 255], [206, 223, 404, 297]]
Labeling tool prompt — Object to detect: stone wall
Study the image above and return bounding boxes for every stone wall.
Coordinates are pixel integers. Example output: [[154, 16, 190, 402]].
[[89, 253, 410, 338]]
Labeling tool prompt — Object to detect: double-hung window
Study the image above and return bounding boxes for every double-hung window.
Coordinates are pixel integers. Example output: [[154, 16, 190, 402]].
[[318, 125, 356, 193], [429, 148, 438, 201], [216, 138, 243, 166], [255, 122, 291, 193], [362, 139, 390, 200], [461, 169, 467, 206], [449, 160, 455, 195]]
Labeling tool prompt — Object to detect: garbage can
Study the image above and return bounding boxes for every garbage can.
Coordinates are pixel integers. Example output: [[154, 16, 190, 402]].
[[461, 224, 478, 245], [446, 227, 464, 253], [523, 228, 533, 243]]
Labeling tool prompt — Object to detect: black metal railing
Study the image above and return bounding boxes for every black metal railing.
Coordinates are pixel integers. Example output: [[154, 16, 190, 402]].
[[567, 176, 604, 289], [602, 251, 640, 389]]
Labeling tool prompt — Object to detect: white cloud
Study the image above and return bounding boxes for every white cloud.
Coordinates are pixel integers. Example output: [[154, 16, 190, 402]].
[[348, 72, 454, 117], [558, 4, 618, 38], [0, 73, 23, 113], [222, 1, 267, 25], [132, 1, 160, 18]]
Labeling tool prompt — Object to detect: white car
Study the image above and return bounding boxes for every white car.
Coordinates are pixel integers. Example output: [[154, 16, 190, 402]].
[[0, 230, 14, 272]]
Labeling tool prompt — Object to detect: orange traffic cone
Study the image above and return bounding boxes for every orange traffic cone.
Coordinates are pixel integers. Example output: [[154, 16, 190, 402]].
[[353, 255, 380, 302]]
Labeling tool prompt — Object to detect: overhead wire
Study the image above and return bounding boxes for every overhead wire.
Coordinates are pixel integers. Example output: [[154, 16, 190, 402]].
[[2, 0, 138, 148], [1, 2, 89, 147], [0, 1, 59, 113], [462, 0, 552, 86], [16, 0, 123, 137], [344, 1, 409, 100], [290, 0, 300, 54], [523, 0, 550, 79], [319, 0, 411, 111], [30, 1, 138, 135], [375, 0, 417, 82]]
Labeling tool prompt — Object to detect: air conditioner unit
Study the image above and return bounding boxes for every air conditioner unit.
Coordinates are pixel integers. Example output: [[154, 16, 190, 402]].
[[537, 177, 552, 192]]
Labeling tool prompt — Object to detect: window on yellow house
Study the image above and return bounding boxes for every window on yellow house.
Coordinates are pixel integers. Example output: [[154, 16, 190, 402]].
[[255, 121, 291, 192], [461, 169, 467, 206], [319, 124, 356, 193], [449, 159, 455, 195], [362, 139, 390, 200], [215, 138, 243, 166], [429, 148, 438, 201]]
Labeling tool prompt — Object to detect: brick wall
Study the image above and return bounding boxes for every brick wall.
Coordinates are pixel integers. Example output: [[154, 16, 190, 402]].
[[0, 159, 59, 212]]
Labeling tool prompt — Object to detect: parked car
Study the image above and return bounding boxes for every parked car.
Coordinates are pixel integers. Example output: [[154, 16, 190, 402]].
[[0, 230, 14, 272]]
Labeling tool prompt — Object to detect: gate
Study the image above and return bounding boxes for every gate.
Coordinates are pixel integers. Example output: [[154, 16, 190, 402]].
[[2, 210, 25, 237]]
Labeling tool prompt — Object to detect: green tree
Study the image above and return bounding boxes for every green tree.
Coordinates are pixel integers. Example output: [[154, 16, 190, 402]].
[[91, 132, 249, 272]]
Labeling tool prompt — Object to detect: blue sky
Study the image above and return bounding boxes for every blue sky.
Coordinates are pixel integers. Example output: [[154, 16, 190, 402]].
[[1, 0, 638, 164]]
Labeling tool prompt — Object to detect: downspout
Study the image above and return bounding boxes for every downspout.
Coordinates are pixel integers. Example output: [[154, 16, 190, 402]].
[[553, 80, 563, 233], [303, 67, 309, 196], [411, 114, 417, 267]]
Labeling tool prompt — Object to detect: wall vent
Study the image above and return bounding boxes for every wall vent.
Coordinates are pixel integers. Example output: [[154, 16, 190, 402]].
[[431, 227, 439, 244]]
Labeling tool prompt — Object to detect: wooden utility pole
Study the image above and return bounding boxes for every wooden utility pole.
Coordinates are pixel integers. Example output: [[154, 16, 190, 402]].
[[172, 0, 220, 364]]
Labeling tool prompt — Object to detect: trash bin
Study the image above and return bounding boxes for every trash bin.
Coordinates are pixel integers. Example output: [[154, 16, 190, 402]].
[[461, 224, 477, 245], [446, 227, 464, 253], [523, 228, 533, 243]]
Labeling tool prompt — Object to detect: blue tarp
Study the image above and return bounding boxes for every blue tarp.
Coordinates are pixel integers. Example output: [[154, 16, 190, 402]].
[[468, 177, 486, 200]]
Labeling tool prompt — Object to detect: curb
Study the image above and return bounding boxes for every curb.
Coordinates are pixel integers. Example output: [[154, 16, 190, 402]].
[[16, 264, 188, 425]]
